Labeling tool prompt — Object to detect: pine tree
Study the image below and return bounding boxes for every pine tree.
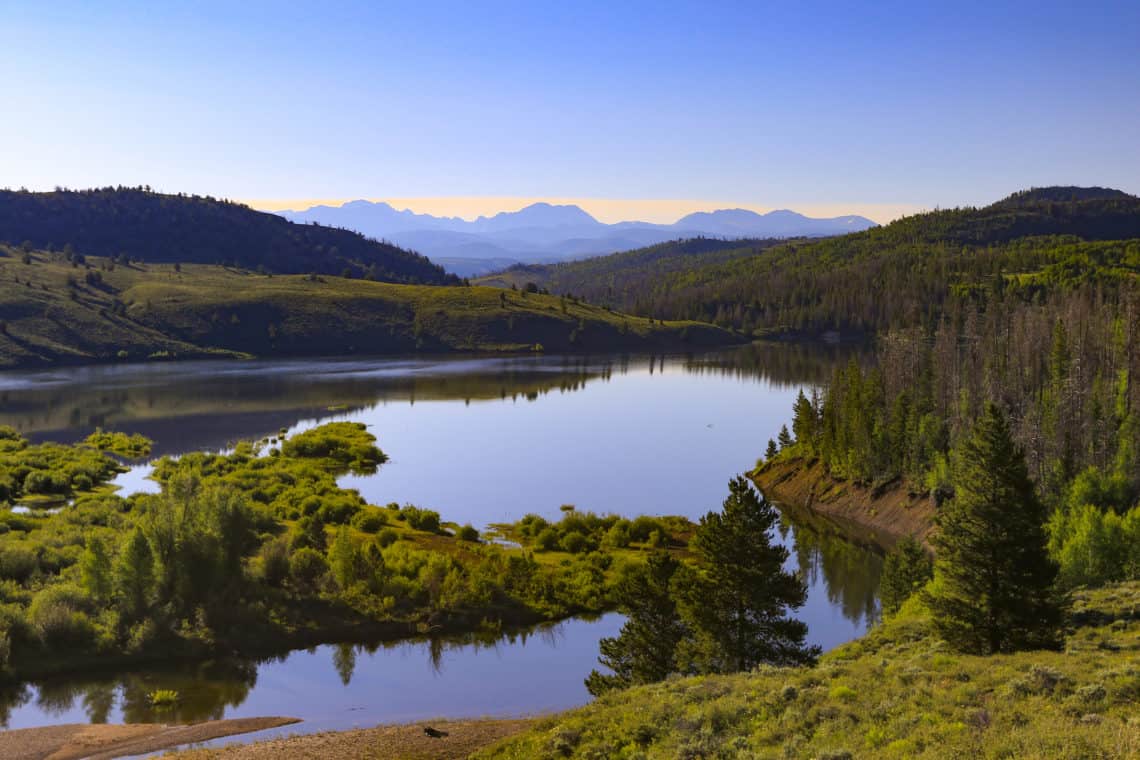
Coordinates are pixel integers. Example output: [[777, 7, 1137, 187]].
[[585, 552, 685, 696], [879, 537, 932, 616], [925, 404, 1063, 653], [777, 425, 793, 450], [675, 477, 819, 672], [791, 390, 817, 453], [765, 439, 778, 461]]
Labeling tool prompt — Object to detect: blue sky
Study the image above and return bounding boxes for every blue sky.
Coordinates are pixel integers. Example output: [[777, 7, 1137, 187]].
[[2, 1, 1138, 220]]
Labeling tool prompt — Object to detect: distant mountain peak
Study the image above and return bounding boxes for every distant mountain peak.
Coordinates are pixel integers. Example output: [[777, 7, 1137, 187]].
[[475, 202, 600, 229]]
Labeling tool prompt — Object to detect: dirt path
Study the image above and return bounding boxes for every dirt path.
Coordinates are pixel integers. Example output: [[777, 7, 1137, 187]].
[[164, 718, 538, 759], [0, 717, 299, 760]]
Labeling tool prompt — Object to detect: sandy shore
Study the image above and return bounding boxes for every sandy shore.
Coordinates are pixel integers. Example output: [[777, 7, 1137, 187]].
[[0, 717, 300, 760], [163, 718, 538, 759]]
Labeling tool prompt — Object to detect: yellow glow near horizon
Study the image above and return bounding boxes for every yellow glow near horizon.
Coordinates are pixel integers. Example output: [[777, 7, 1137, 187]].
[[244, 196, 923, 225]]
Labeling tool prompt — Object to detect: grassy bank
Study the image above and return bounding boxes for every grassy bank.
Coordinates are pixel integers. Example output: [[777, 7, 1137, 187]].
[[751, 455, 936, 550], [0, 247, 739, 368], [474, 581, 1140, 759]]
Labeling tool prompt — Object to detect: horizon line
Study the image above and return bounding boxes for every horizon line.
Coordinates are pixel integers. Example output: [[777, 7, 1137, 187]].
[[242, 196, 924, 225]]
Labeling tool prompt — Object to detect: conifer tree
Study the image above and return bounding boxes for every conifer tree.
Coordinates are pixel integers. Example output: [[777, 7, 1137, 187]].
[[791, 389, 817, 453], [765, 438, 778, 461], [585, 552, 685, 696], [925, 404, 1063, 653], [777, 425, 793, 450], [674, 477, 818, 672]]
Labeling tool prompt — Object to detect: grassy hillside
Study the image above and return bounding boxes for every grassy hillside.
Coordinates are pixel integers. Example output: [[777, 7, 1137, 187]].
[[477, 188, 1140, 337], [0, 187, 457, 284], [478, 582, 1140, 759], [0, 247, 739, 368]]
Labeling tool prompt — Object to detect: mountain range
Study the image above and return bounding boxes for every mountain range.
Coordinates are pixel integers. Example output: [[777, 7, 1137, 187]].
[[275, 201, 878, 276]]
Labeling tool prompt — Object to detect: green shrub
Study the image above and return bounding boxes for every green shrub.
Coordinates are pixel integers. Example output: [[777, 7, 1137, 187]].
[[28, 584, 96, 649], [375, 528, 399, 548], [400, 506, 441, 533], [457, 524, 480, 542], [290, 547, 329, 589], [535, 527, 560, 551], [351, 508, 387, 533]]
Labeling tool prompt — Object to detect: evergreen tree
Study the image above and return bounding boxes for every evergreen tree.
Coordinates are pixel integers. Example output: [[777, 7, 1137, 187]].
[[777, 425, 793, 450], [675, 477, 819, 672], [765, 438, 778, 461], [925, 404, 1063, 653], [791, 390, 817, 452], [585, 552, 685, 696], [879, 537, 932, 616]]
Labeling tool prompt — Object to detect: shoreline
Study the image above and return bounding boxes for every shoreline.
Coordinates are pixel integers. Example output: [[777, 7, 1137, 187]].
[[0, 716, 300, 760], [751, 456, 936, 550]]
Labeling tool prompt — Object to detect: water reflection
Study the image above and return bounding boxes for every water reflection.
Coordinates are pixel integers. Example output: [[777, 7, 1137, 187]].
[[0, 346, 864, 456], [786, 516, 883, 631], [0, 616, 620, 731]]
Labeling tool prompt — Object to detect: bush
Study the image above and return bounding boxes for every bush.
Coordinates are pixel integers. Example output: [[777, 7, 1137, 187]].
[[0, 546, 39, 583], [629, 515, 665, 542], [258, 537, 290, 587], [28, 584, 96, 649], [400, 506, 441, 533], [376, 528, 399, 548], [290, 547, 329, 589], [560, 532, 591, 554], [457, 524, 480, 542], [351, 508, 387, 533], [535, 527, 560, 551]]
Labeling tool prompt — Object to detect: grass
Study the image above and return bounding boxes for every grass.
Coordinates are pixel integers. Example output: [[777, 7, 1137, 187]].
[[0, 247, 738, 368], [476, 582, 1140, 759]]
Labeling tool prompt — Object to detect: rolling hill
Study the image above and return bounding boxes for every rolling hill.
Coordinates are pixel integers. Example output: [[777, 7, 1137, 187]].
[[0, 247, 739, 368], [477, 187, 1140, 336], [0, 187, 457, 284]]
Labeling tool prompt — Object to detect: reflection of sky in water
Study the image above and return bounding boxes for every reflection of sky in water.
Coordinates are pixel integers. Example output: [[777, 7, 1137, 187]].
[[0, 348, 880, 733], [3, 616, 626, 734]]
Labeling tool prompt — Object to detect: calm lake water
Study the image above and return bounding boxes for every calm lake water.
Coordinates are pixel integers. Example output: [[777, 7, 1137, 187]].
[[0, 345, 880, 734]]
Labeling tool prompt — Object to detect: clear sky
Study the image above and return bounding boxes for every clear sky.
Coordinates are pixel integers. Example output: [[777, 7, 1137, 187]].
[[2, 1, 1138, 222]]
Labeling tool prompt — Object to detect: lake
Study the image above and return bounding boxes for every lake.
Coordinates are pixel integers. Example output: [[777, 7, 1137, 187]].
[[0, 345, 880, 735]]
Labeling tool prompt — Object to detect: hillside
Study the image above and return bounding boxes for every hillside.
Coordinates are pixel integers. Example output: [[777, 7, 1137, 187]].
[[475, 187, 1140, 336], [475, 236, 779, 300], [477, 582, 1140, 759], [0, 247, 739, 368], [0, 188, 457, 284]]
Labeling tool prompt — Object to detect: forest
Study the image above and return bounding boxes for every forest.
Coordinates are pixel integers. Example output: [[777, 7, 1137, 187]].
[[482, 188, 1140, 337], [481, 188, 1140, 757], [0, 187, 457, 284]]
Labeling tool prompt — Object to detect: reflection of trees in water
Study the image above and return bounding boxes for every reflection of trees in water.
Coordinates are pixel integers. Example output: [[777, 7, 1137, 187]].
[[8, 346, 861, 452], [6, 657, 261, 726], [0, 684, 30, 727], [683, 342, 870, 387], [786, 517, 883, 628], [333, 642, 356, 686]]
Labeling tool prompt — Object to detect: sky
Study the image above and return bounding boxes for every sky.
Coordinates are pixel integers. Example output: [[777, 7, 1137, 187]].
[[2, 1, 1138, 223]]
